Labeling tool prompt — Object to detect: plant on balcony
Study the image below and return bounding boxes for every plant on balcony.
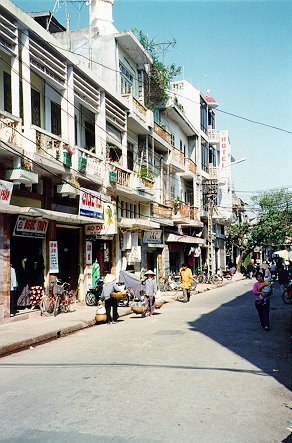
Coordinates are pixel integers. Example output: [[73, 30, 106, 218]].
[[172, 196, 182, 214], [132, 29, 182, 109], [138, 165, 154, 182]]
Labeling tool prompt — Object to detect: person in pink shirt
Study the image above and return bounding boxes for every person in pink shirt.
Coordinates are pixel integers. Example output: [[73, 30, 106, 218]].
[[252, 272, 270, 330]]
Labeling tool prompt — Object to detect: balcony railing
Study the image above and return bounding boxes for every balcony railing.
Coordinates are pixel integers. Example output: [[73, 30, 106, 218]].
[[169, 148, 185, 169], [0, 112, 22, 145], [151, 202, 172, 220], [122, 94, 147, 120], [34, 127, 69, 163], [190, 206, 201, 222], [115, 166, 131, 188], [184, 158, 197, 175], [209, 166, 219, 179], [78, 147, 104, 179], [153, 122, 171, 144], [176, 201, 190, 218]]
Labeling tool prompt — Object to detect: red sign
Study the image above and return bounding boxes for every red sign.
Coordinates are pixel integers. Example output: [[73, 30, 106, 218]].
[[13, 216, 49, 238]]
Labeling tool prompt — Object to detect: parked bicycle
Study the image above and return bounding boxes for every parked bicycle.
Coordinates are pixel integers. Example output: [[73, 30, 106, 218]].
[[196, 272, 223, 285], [53, 280, 76, 316]]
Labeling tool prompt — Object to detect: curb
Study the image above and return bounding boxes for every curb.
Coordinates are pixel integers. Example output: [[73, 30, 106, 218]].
[[0, 308, 132, 358]]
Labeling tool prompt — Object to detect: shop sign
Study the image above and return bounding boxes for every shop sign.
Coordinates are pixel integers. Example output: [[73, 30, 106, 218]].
[[143, 230, 162, 244], [86, 265, 92, 291], [13, 215, 48, 238], [0, 179, 13, 205], [86, 241, 92, 265], [127, 246, 141, 263], [49, 241, 59, 273], [79, 188, 103, 219], [85, 202, 117, 236], [220, 130, 230, 169]]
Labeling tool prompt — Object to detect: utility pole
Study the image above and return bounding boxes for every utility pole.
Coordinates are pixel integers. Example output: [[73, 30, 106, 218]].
[[206, 179, 218, 276]]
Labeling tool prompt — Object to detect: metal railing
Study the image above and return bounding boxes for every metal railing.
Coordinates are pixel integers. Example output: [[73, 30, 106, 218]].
[[151, 202, 172, 220], [153, 122, 171, 144]]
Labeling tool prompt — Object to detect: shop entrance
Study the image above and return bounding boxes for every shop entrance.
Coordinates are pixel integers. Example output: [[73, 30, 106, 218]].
[[92, 239, 112, 279], [146, 251, 156, 274], [56, 227, 79, 289]]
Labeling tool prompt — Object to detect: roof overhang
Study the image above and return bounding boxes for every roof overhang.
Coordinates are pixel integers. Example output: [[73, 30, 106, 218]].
[[163, 106, 198, 136], [115, 32, 152, 66], [166, 233, 205, 245], [0, 204, 104, 225], [118, 218, 160, 230]]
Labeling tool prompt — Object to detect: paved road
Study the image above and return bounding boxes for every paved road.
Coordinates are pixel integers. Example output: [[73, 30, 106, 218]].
[[0, 279, 291, 443]]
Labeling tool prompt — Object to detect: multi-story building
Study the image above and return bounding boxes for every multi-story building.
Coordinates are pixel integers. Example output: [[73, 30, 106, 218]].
[[0, 0, 235, 322]]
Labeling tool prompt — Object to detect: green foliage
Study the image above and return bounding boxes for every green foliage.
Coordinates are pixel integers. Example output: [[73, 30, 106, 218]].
[[226, 189, 292, 267], [132, 29, 182, 109], [139, 165, 154, 181]]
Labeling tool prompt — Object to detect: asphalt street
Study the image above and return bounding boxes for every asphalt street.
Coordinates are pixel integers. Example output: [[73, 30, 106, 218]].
[[0, 279, 291, 443]]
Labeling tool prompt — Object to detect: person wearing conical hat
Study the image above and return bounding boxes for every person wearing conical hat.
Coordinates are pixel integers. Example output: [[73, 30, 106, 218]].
[[100, 273, 119, 324], [142, 270, 157, 317]]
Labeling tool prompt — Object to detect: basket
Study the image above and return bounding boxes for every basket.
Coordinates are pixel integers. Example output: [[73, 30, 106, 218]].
[[155, 300, 164, 309], [95, 313, 107, 322], [131, 305, 147, 314], [110, 291, 127, 300]]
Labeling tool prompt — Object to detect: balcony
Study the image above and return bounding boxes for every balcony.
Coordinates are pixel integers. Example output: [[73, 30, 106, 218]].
[[122, 94, 148, 131], [172, 201, 191, 223], [166, 147, 185, 172], [57, 182, 80, 198], [181, 158, 197, 178], [153, 122, 171, 145], [208, 128, 220, 145], [77, 147, 104, 183], [151, 202, 172, 220], [34, 127, 71, 168], [0, 112, 22, 146], [209, 166, 219, 179]]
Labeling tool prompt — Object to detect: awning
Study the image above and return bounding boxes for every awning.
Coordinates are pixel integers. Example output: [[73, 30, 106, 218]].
[[166, 233, 205, 245], [0, 204, 104, 225], [272, 250, 289, 260], [118, 218, 160, 230]]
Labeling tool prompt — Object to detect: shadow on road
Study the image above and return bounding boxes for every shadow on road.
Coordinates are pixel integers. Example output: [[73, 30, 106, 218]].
[[187, 285, 292, 391]]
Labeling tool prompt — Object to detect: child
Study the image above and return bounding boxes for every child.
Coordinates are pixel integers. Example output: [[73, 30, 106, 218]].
[[259, 268, 273, 304]]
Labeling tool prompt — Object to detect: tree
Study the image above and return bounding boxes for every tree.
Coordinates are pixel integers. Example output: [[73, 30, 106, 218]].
[[226, 189, 292, 270], [132, 29, 182, 109]]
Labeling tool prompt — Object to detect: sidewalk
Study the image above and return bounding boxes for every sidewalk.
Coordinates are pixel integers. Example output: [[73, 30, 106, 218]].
[[0, 273, 244, 358]]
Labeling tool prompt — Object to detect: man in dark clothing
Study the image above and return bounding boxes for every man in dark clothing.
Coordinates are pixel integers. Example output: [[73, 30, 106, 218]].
[[278, 266, 289, 292]]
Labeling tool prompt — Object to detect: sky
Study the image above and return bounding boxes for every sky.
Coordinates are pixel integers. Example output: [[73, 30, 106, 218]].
[[12, 0, 292, 203]]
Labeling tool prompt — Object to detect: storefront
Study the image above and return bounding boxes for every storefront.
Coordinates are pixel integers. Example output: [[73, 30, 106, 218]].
[[165, 233, 205, 274], [10, 214, 48, 315], [142, 230, 164, 281]]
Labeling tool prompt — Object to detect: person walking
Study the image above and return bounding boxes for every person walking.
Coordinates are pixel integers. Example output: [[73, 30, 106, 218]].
[[100, 273, 120, 324], [252, 272, 271, 331], [180, 262, 193, 303], [142, 270, 157, 316]]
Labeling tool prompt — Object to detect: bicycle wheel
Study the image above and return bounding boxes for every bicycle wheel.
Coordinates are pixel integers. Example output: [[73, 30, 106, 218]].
[[191, 279, 197, 291], [53, 296, 60, 316], [197, 274, 205, 284], [40, 296, 54, 315]]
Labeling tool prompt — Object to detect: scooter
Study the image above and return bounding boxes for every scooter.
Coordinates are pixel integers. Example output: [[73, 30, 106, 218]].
[[282, 281, 292, 304], [85, 278, 104, 306]]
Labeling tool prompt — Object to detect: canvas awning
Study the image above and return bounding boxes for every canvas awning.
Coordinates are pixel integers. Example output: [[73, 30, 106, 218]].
[[0, 204, 104, 225], [166, 233, 205, 245], [272, 250, 289, 260], [118, 218, 160, 230]]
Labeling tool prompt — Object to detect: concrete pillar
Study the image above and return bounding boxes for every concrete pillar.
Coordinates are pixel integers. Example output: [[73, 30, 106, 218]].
[[0, 214, 10, 321], [20, 31, 33, 152], [97, 91, 106, 157]]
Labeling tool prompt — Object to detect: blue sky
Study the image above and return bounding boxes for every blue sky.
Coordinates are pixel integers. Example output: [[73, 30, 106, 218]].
[[12, 0, 292, 202]]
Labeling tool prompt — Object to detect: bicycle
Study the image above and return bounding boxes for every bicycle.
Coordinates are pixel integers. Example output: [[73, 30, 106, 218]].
[[40, 282, 56, 316], [53, 280, 76, 316], [196, 272, 223, 285]]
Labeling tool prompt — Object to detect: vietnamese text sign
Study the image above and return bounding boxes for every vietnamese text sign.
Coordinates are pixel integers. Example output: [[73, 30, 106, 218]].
[[143, 230, 162, 244], [49, 241, 59, 273], [86, 240, 92, 265], [85, 203, 117, 236], [13, 216, 49, 238], [79, 188, 103, 219], [220, 130, 230, 169], [0, 180, 13, 205]]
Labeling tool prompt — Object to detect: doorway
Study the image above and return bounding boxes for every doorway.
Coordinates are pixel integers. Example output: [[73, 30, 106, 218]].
[[56, 227, 80, 289]]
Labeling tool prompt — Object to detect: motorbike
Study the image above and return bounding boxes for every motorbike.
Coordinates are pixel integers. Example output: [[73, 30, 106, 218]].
[[85, 277, 104, 306], [282, 281, 292, 304]]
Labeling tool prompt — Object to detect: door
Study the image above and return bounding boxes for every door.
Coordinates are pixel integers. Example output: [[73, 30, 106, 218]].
[[56, 228, 79, 289]]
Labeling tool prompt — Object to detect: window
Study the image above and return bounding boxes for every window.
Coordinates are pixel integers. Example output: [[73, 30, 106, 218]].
[[51, 101, 61, 136], [200, 98, 207, 133], [127, 142, 134, 171], [3, 71, 12, 114], [201, 139, 209, 172], [209, 146, 216, 166], [170, 134, 175, 147], [31, 88, 41, 127], [208, 110, 215, 129], [119, 199, 138, 219], [120, 63, 133, 94], [85, 121, 95, 149]]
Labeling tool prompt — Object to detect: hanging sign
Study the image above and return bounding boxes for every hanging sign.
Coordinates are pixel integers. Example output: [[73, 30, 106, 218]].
[[86, 265, 92, 291], [127, 246, 141, 263], [79, 188, 103, 219], [49, 241, 59, 273], [0, 179, 13, 205], [220, 130, 230, 169], [85, 202, 117, 236], [13, 215, 48, 238], [143, 230, 162, 244], [86, 241, 92, 265]]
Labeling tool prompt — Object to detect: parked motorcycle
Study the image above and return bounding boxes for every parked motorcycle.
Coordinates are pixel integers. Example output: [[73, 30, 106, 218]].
[[85, 278, 104, 306]]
